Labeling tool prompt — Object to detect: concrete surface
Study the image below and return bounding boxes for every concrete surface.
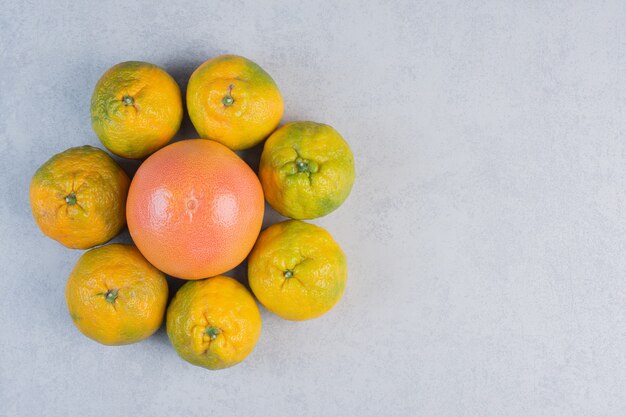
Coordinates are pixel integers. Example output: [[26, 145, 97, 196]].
[[1, 1, 626, 416]]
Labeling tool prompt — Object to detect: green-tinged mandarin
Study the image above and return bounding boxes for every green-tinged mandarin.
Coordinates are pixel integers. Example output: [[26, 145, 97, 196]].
[[248, 220, 348, 321], [91, 61, 182, 159], [186, 55, 284, 150], [259, 122, 355, 219], [166, 276, 262, 370], [29, 146, 130, 249]]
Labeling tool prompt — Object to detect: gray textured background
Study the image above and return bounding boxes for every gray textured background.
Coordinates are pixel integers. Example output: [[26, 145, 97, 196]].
[[1, 1, 625, 416]]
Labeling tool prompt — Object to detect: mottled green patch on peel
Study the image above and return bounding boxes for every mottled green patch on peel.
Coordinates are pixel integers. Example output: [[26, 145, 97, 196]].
[[195, 55, 278, 89], [91, 61, 151, 123]]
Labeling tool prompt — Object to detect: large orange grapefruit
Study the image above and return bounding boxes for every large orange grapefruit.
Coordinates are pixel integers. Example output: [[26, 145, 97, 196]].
[[126, 139, 264, 280]]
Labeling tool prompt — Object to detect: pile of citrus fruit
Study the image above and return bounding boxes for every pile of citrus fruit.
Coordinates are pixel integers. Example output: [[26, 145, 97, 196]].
[[29, 55, 355, 370]]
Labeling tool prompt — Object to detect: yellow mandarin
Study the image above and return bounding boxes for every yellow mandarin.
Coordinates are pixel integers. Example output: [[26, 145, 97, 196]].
[[91, 61, 182, 159], [187, 55, 283, 150], [248, 220, 348, 321], [29, 145, 129, 249], [65, 244, 168, 345], [167, 276, 262, 370]]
